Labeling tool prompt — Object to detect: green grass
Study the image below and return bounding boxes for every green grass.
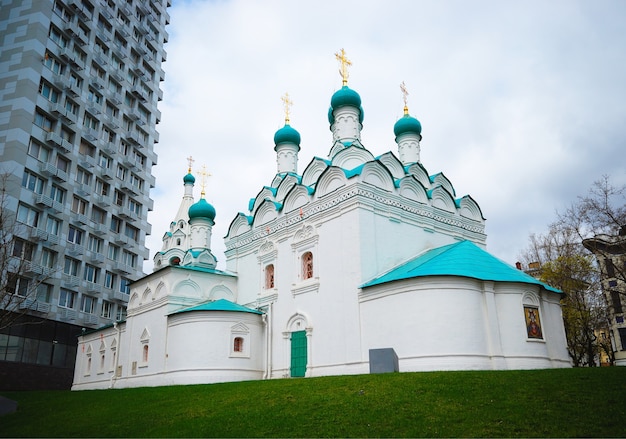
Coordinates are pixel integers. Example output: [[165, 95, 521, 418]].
[[1, 368, 625, 437]]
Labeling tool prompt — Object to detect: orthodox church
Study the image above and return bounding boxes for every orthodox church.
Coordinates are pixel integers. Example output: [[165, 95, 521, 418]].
[[72, 54, 570, 390]]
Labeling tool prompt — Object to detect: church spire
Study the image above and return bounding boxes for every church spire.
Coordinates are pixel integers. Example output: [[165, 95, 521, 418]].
[[394, 82, 423, 165], [274, 92, 301, 174], [335, 48, 352, 87]]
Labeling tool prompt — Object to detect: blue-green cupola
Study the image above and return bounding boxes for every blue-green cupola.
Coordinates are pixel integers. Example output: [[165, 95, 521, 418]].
[[188, 197, 216, 222], [395, 104, 422, 165], [183, 172, 196, 184], [274, 122, 301, 148], [328, 86, 364, 125], [394, 113, 422, 140]]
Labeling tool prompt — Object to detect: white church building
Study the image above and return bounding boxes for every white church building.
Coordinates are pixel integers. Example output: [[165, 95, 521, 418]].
[[72, 61, 570, 390]]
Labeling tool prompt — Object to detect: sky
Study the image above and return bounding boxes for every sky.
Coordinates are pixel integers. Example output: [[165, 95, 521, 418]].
[[145, 0, 626, 272]]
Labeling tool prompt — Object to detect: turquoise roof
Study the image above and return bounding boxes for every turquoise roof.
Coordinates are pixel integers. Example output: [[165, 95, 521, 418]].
[[361, 240, 561, 293], [394, 113, 422, 139], [188, 198, 216, 221], [274, 123, 301, 148], [183, 172, 195, 184], [328, 86, 364, 124], [174, 298, 263, 315]]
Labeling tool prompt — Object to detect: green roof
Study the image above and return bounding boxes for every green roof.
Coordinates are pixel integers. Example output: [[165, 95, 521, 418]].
[[361, 240, 561, 293], [173, 298, 263, 315]]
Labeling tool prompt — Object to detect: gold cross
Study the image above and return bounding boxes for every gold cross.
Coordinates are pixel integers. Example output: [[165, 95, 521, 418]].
[[335, 48, 352, 86], [186, 155, 195, 173], [400, 81, 409, 114], [281, 92, 293, 124], [198, 165, 211, 197]]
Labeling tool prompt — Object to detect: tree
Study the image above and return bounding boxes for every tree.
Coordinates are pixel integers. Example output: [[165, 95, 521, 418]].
[[519, 226, 605, 366], [0, 173, 51, 331], [519, 176, 625, 366]]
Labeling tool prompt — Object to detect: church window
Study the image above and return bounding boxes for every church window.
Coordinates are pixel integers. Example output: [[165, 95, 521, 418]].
[[176, 238, 181, 246], [233, 337, 244, 353], [142, 344, 149, 363], [170, 256, 180, 266], [265, 264, 275, 289], [302, 252, 313, 280]]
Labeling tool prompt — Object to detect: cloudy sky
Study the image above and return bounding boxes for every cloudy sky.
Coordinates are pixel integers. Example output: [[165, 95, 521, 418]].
[[145, 0, 626, 272]]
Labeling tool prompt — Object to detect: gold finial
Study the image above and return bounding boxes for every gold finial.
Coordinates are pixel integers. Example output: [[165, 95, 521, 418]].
[[400, 81, 409, 115], [281, 92, 293, 124], [186, 155, 195, 173], [335, 48, 352, 86], [198, 165, 211, 198]]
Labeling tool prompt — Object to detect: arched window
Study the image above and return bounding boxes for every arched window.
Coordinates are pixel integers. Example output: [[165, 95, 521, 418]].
[[265, 264, 275, 289], [302, 252, 313, 280], [233, 337, 244, 352], [142, 344, 149, 362], [176, 238, 181, 246]]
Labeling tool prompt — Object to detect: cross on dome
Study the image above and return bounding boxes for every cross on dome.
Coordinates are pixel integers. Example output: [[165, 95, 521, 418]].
[[198, 165, 211, 197], [186, 155, 195, 173], [400, 81, 410, 115], [281, 92, 293, 124], [335, 48, 352, 86]]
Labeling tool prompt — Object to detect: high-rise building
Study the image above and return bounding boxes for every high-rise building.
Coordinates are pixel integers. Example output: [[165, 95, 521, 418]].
[[0, 0, 170, 390]]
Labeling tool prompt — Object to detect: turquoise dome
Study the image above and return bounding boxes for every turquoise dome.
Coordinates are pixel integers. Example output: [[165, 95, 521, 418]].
[[394, 114, 422, 139], [183, 172, 195, 184], [274, 123, 301, 147], [188, 198, 216, 221], [328, 86, 364, 125]]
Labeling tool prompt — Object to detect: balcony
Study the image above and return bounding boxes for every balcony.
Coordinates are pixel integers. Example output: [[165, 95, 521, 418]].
[[42, 233, 60, 247], [51, 200, 64, 213], [102, 114, 120, 130], [82, 313, 99, 326], [93, 194, 111, 207], [62, 274, 80, 287], [89, 77, 104, 89], [59, 308, 77, 321], [54, 169, 68, 182], [39, 161, 57, 176], [113, 291, 129, 302], [114, 235, 129, 245], [83, 129, 98, 141], [92, 223, 107, 235], [66, 242, 85, 256], [45, 131, 63, 147], [79, 154, 95, 168], [112, 262, 132, 274], [89, 252, 105, 264], [65, 82, 81, 97], [119, 208, 137, 222], [86, 282, 102, 293], [97, 166, 114, 180], [19, 299, 50, 314], [75, 183, 90, 196], [70, 213, 90, 225], [29, 227, 48, 241], [35, 194, 53, 208]]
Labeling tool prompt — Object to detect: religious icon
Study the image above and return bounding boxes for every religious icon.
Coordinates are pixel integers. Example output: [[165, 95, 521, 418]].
[[524, 306, 543, 339]]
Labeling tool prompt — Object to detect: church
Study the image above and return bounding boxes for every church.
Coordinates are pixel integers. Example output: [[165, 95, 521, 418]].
[[72, 54, 570, 390]]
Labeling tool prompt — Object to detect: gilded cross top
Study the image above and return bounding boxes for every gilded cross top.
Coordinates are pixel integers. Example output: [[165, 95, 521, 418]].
[[400, 81, 409, 115], [335, 48, 352, 86], [198, 165, 211, 197], [281, 92, 293, 124], [186, 155, 195, 173]]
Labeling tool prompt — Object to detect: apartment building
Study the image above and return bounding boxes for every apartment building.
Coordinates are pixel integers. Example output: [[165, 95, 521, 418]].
[[0, 0, 169, 389]]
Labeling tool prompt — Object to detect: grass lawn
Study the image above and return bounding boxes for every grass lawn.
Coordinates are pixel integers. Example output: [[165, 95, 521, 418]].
[[1, 367, 625, 437]]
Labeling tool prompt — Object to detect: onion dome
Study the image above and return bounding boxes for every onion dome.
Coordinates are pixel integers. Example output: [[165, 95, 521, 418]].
[[328, 86, 364, 124], [394, 113, 422, 139], [188, 198, 216, 222], [183, 172, 195, 184], [274, 123, 301, 149]]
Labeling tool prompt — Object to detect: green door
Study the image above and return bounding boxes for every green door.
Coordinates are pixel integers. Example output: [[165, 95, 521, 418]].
[[290, 330, 307, 377]]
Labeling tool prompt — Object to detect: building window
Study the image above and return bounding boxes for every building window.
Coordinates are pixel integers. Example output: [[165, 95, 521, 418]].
[[107, 244, 120, 261], [125, 224, 139, 242], [39, 80, 59, 103], [100, 300, 113, 319], [59, 289, 76, 309], [16, 204, 40, 227], [45, 216, 61, 236], [63, 256, 79, 276], [110, 216, 122, 233], [122, 250, 137, 268], [80, 295, 96, 314], [28, 140, 50, 162], [120, 277, 131, 294], [91, 206, 107, 224], [87, 235, 103, 253], [104, 271, 116, 289], [116, 305, 127, 321], [71, 196, 87, 215], [302, 252, 313, 280], [142, 345, 149, 363], [7, 276, 30, 297], [524, 306, 543, 340], [34, 112, 54, 132], [22, 170, 45, 194], [265, 264, 275, 289], [610, 290, 623, 314], [84, 264, 100, 283], [12, 238, 34, 261], [67, 226, 84, 245], [50, 184, 65, 203], [40, 248, 57, 269], [233, 337, 244, 353], [43, 52, 64, 75]]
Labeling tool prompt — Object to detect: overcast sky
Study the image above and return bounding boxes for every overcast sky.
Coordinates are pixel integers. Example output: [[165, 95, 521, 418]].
[[145, 0, 626, 272]]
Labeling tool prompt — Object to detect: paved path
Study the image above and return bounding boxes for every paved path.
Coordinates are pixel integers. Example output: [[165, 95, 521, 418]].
[[0, 396, 17, 416]]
